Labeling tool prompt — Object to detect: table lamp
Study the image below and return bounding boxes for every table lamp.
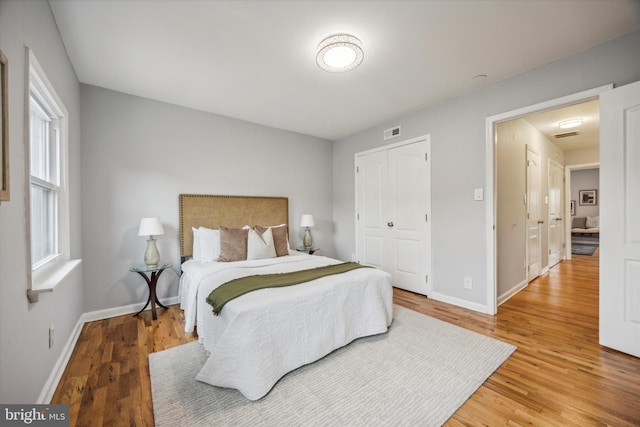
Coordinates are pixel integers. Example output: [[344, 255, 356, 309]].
[[300, 214, 315, 249], [138, 217, 164, 268]]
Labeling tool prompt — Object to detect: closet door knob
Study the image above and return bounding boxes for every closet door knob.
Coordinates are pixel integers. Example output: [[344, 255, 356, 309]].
[[387, 221, 394, 227]]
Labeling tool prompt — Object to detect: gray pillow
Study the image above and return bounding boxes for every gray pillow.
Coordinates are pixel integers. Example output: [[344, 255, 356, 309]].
[[572, 217, 587, 229], [218, 226, 249, 262]]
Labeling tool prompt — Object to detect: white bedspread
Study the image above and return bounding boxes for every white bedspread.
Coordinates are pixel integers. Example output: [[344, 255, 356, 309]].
[[179, 253, 393, 400]]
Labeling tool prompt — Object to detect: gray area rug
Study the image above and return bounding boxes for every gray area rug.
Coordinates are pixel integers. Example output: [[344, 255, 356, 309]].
[[149, 305, 516, 427], [572, 244, 598, 256]]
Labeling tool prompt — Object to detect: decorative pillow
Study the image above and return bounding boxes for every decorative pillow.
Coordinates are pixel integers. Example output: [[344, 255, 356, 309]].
[[586, 216, 599, 229], [572, 217, 587, 229], [192, 227, 201, 262], [247, 227, 277, 260], [255, 224, 289, 257], [218, 226, 249, 262], [199, 227, 221, 262]]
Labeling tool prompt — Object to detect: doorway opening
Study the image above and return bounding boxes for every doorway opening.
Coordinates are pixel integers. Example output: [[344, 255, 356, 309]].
[[566, 164, 600, 260], [485, 85, 611, 315]]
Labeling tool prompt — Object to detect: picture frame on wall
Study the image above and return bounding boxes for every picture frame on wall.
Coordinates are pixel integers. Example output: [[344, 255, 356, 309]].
[[0, 48, 9, 202], [570, 200, 575, 216], [579, 190, 597, 206]]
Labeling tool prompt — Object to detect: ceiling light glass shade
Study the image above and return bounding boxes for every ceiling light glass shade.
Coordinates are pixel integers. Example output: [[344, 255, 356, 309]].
[[559, 118, 583, 129], [316, 34, 364, 73]]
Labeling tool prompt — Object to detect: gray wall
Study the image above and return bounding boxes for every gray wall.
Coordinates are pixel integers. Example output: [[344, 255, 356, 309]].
[[80, 85, 333, 312], [333, 30, 640, 311], [496, 118, 564, 299], [571, 168, 600, 219], [0, 0, 84, 403]]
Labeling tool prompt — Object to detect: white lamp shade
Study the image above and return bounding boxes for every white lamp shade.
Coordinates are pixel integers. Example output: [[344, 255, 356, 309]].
[[138, 217, 164, 236], [300, 214, 315, 228]]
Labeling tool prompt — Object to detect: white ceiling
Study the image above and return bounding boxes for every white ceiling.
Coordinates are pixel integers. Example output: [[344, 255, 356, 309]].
[[524, 100, 600, 152], [48, 0, 640, 141]]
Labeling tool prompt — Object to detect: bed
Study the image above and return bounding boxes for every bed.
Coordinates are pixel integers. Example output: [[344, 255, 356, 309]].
[[178, 194, 393, 400]]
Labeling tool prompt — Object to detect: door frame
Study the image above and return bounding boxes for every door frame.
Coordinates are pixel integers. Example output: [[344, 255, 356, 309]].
[[564, 162, 600, 261], [355, 134, 432, 296], [485, 85, 612, 315]]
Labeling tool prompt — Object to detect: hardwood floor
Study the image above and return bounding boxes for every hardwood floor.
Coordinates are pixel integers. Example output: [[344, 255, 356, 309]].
[[52, 306, 198, 426], [53, 252, 640, 426]]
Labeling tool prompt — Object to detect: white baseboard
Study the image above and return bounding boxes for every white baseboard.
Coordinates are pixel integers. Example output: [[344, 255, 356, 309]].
[[38, 295, 180, 403], [431, 292, 489, 314], [497, 279, 528, 306], [36, 314, 85, 404], [81, 296, 180, 322]]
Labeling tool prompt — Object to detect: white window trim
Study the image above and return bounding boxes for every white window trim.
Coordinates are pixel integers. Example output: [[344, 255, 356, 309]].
[[25, 48, 80, 302]]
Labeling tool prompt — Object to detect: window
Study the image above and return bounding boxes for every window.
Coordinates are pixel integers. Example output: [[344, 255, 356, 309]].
[[27, 49, 77, 294], [30, 86, 60, 268]]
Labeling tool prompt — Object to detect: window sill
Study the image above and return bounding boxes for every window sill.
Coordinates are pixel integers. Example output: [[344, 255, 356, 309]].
[[28, 259, 82, 303]]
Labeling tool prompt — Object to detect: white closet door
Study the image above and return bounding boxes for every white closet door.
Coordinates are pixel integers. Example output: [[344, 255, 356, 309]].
[[386, 142, 430, 295], [356, 150, 387, 269], [356, 137, 431, 296]]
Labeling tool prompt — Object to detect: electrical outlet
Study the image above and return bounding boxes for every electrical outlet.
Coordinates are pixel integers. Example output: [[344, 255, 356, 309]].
[[351, 253, 357, 262], [464, 277, 472, 290], [49, 326, 54, 349]]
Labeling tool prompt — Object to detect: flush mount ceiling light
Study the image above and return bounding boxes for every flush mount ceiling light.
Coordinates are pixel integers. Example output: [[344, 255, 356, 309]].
[[558, 118, 583, 129], [316, 34, 364, 73]]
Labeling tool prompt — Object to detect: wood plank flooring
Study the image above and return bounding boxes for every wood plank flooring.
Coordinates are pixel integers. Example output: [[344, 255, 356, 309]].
[[52, 252, 640, 426]]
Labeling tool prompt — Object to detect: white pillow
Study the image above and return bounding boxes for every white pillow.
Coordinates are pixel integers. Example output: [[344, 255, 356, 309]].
[[199, 227, 221, 262], [247, 227, 277, 260], [586, 216, 599, 229], [192, 227, 201, 262], [259, 224, 291, 256]]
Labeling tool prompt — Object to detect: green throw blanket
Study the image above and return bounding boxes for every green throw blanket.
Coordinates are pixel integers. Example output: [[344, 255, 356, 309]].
[[206, 262, 369, 315]]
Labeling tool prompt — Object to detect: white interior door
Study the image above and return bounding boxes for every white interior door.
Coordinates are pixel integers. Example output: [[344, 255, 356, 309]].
[[526, 146, 541, 281], [600, 80, 640, 357], [548, 160, 564, 268], [386, 141, 430, 295], [356, 137, 431, 296]]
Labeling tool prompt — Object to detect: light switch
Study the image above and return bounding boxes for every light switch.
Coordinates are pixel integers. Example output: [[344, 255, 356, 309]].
[[474, 188, 484, 201]]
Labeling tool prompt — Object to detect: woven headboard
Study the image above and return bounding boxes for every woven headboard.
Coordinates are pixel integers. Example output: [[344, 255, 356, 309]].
[[179, 194, 289, 259]]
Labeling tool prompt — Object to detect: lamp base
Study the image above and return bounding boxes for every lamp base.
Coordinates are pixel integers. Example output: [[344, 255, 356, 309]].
[[303, 228, 313, 249], [144, 237, 160, 269]]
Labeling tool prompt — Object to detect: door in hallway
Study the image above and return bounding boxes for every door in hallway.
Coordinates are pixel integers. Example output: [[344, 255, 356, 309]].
[[526, 145, 541, 281], [548, 160, 564, 268]]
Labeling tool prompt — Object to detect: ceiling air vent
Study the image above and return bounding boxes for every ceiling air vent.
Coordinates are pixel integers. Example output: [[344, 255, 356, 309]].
[[554, 131, 579, 139], [384, 126, 401, 140]]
